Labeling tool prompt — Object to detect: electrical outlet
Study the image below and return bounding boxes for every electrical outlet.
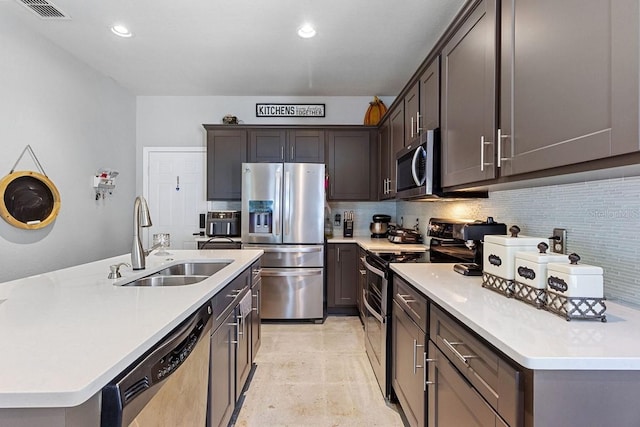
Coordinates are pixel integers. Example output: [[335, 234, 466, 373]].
[[552, 228, 567, 254]]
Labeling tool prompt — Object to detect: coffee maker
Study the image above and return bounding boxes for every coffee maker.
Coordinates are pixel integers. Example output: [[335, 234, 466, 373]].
[[451, 217, 507, 276]]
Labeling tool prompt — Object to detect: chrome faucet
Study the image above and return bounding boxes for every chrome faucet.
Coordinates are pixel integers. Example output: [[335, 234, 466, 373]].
[[131, 196, 161, 270]]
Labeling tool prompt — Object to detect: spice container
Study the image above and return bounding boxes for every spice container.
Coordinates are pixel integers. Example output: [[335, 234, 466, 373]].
[[513, 242, 569, 307], [545, 253, 606, 321]]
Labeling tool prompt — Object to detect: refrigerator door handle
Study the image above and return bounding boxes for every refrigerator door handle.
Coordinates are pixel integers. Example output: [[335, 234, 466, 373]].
[[243, 245, 323, 253], [283, 170, 291, 236], [261, 268, 324, 277], [274, 168, 282, 236]]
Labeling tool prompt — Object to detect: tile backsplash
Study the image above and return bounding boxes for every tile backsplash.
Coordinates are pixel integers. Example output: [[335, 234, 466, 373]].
[[209, 175, 640, 307], [397, 176, 640, 307]]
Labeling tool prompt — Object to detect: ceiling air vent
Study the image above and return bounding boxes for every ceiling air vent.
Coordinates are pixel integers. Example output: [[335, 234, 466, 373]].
[[17, 0, 70, 19]]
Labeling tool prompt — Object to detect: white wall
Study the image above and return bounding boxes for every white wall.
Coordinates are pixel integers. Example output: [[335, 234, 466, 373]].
[[0, 13, 136, 282], [135, 95, 395, 191]]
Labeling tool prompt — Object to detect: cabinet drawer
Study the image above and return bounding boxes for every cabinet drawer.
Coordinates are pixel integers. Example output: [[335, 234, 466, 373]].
[[212, 268, 250, 331], [393, 275, 428, 332], [430, 305, 521, 426]]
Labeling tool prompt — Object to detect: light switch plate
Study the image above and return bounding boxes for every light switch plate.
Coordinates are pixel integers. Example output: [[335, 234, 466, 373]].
[[552, 228, 567, 254]]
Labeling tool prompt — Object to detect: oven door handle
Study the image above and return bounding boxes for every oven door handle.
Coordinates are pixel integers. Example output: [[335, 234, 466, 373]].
[[362, 289, 384, 323], [362, 256, 385, 279]]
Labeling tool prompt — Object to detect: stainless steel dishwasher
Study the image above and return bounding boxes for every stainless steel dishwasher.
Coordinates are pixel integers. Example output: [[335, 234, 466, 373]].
[[101, 303, 213, 427]]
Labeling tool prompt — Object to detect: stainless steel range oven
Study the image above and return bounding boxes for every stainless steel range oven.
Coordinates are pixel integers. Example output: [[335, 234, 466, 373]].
[[363, 218, 478, 401], [362, 251, 429, 399]]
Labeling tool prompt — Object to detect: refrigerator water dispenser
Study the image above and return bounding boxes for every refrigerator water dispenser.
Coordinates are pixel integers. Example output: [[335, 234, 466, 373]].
[[249, 200, 273, 234]]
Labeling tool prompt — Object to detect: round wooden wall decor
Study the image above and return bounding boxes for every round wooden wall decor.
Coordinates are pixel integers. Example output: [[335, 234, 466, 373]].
[[0, 171, 61, 229]]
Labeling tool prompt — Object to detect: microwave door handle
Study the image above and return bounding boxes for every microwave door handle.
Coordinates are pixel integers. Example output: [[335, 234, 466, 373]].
[[411, 146, 427, 186]]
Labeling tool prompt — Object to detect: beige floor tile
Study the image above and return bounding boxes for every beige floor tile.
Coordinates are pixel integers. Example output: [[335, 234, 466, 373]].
[[234, 316, 403, 427]]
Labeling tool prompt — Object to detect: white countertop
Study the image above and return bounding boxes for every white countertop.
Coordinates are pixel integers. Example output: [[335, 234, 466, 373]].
[[327, 236, 428, 252], [0, 249, 262, 409], [391, 263, 640, 371]]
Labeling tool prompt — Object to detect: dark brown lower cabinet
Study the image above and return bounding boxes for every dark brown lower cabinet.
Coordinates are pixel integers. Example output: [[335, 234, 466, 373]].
[[209, 310, 235, 427], [357, 246, 366, 322], [428, 341, 507, 427], [327, 243, 358, 314], [392, 299, 427, 427], [235, 304, 251, 402], [250, 273, 261, 361]]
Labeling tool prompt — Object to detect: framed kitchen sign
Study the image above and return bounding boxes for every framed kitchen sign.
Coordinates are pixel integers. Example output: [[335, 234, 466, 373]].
[[256, 103, 325, 118]]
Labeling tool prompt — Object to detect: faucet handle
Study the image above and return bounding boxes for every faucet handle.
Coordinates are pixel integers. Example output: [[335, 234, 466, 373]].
[[108, 263, 131, 279]]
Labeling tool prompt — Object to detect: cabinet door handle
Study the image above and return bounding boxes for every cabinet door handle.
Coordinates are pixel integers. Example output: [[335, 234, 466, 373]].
[[413, 339, 425, 374], [253, 292, 259, 315], [281, 145, 285, 160], [336, 247, 340, 263], [228, 321, 240, 347], [424, 353, 436, 391], [397, 293, 417, 305], [416, 112, 422, 134], [480, 136, 493, 172], [410, 116, 415, 138], [442, 338, 478, 365], [497, 128, 510, 168], [290, 145, 294, 160]]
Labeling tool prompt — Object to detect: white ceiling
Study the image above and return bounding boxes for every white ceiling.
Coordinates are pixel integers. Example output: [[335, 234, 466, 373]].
[[4, 0, 466, 96]]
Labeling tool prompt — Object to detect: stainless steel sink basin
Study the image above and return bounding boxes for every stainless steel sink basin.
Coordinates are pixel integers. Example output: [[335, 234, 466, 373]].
[[154, 262, 231, 277], [126, 275, 209, 287], [121, 261, 231, 287]]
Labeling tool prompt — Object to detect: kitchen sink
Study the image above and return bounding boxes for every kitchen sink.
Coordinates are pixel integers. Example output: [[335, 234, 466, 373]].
[[154, 262, 231, 277], [126, 275, 209, 287], [121, 261, 232, 287]]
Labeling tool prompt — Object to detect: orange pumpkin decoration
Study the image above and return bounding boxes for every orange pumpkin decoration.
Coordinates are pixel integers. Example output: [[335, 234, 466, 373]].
[[364, 96, 387, 125]]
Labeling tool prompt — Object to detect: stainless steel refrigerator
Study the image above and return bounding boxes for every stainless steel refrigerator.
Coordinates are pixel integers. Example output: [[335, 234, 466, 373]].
[[241, 163, 324, 321]]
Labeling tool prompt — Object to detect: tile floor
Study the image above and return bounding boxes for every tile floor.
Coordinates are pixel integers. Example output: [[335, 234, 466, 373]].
[[234, 316, 404, 427]]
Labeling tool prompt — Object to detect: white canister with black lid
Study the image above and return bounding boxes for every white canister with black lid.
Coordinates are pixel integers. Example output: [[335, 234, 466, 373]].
[[515, 242, 569, 290], [483, 225, 548, 280]]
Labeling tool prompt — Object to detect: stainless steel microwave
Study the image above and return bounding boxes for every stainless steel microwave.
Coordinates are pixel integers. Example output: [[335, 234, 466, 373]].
[[395, 128, 440, 200]]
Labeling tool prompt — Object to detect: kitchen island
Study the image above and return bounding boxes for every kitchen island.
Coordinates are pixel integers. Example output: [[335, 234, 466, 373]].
[[0, 250, 262, 423], [392, 263, 640, 426]]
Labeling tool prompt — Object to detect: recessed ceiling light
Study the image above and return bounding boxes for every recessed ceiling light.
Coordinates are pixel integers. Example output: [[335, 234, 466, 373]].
[[297, 23, 316, 39], [111, 24, 132, 38]]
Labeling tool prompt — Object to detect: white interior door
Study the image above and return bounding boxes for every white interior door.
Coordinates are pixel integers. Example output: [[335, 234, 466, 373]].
[[144, 148, 207, 250]]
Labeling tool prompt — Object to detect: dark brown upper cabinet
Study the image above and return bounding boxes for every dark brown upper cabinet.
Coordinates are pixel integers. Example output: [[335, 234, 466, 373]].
[[378, 118, 394, 200], [419, 57, 440, 132], [404, 81, 420, 145], [498, 0, 639, 177], [205, 128, 248, 200], [248, 129, 324, 163], [441, 0, 497, 188], [326, 129, 377, 201]]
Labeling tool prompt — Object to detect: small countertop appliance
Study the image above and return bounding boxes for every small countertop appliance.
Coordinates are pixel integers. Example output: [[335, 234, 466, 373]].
[[370, 214, 391, 238], [206, 210, 240, 237]]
